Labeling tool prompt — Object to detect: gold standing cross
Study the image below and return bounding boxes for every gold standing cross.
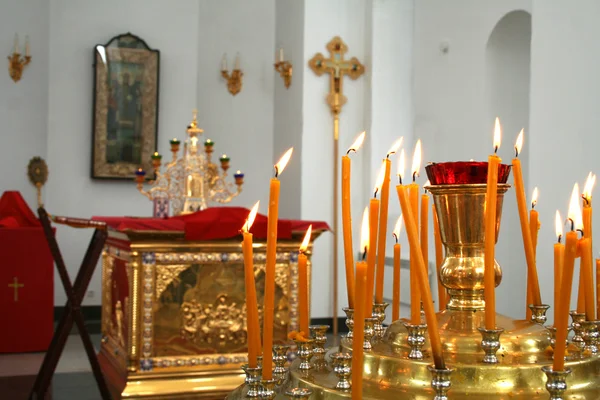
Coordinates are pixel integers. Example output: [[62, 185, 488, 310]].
[[309, 37, 365, 336], [8, 276, 24, 302]]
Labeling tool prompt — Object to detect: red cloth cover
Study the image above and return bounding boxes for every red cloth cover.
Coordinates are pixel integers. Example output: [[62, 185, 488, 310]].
[[93, 207, 330, 241], [0, 191, 53, 353]]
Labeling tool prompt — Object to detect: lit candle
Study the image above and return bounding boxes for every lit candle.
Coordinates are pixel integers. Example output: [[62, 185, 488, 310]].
[[408, 140, 422, 324], [420, 180, 430, 308], [352, 210, 369, 400], [298, 225, 312, 335], [554, 184, 581, 372], [366, 166, 385, 317], [342, 131, 366, 309], [221, 53, 227, 71], [376, 138, 403, 304], [433, 204, 446, 310], [579, 233, 594, 320], [392, 216, 402, 321], [527, 187, 540, 320], [242, 202, 261, 368], [484, 118, 502, 330], [554, 211, 565, 325], [262, 147, 293, 380], [580, 173, 595, 317], [596, 258, 600, 321], [235, 53, 240, 70], [397, 181, 445, 369], [512, 129, 542, 306]]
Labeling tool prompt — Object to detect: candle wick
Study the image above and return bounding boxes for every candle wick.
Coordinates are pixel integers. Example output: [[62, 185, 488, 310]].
[[494, 145, 499, 154], [412, 171, 418, 182], [531, 201, 536, 210], [398, 175, 403, 185], [582, 195, 590, 206], [567, 218, 574, 232], [514, 147, 519, 158], [392, 233, 398, 243], [386, 151, 395, 159], [558, 234, 562, 244], [362, 247, 367, 261], [577, 228, 584, 238], [374, 187, 379, 198], [274, 166, 279, 178], [347, 148, 356, 155]]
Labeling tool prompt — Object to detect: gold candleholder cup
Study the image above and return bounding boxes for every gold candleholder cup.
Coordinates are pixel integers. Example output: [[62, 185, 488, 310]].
[[529, 304, 550, 325], [294, 339, 315, 371], [372, 302, 389, 339], [8, 34, 31, 83], [272, 344, 291, 383], [274, 55, 292, 89], [221, 53, 243, 96], [478, 327, 504, 364], [428, 365, 453, 400], [363, 317, 377, 351], [569, 311, 586, 353], [342, 307, 354, 339], [404, 322, 428, 360], [581, 320, 600, 355], [330, 352, 352, 391], [284, 387, 313, 399], [242, 364, 262, 398], [309, 325, 329, 357], [258, 378, 278, 399], [542, 366, 571, 400]]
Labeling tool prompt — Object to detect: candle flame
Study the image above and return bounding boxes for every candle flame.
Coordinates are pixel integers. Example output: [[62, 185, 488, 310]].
[[514, 129, 524, 157], [411, 140, 422, 180], [347, 131, 366, 153], [275, 147, 294, 176], [555, 210, 563, 242], [243, 201, 260, 232], [374, 162, 386, 196], [568, 183, 583, 231], [361, 207, 370, 255], [583, 172, 596, 202], [393, 216, 403, 239], [397, 149, 406, 182], [387, 137, 403, 157], [299, 224, 312, 252], [531, 187, 539, 209], [493, 118, 502, 153]]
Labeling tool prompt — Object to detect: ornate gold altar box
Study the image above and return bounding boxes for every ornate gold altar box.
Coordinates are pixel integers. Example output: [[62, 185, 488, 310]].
[[96, 216, 325, 399]]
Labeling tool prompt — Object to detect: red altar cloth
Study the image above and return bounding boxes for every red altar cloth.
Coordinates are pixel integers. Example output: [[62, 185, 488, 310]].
[[93, 207, 330, 240], [0, 191, 54, 353]]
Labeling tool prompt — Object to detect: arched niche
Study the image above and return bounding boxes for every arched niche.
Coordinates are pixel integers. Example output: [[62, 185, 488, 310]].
[[484, 10, 532, 319]]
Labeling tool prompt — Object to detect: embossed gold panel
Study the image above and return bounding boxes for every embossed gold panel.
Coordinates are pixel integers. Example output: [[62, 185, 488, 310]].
[[99, 230, 321, 399]]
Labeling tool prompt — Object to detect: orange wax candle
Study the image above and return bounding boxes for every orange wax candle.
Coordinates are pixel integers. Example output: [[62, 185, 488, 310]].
[[262, 148, 293, 380], [554, 184, 582, 372], [484, 143, 501, 330], [366, 196, 380, 317], [342, 132, 365, 309], [420, 187, 430, 286], [527, 187, 539, 320], [554, 211, 564, 325], [596, 258, 600, 321], [580, 173, 595, 317], [392, 217, 402, 321], [408, 140, 422, 324], [397, 183, 445, 369], [579, 236, 595, 320], [352, 212, 369, 400], [298, 225, 312, 335], [433, 205, 446, 310], [512, 129, 542, 306], [242, 202, 261, 368], [376, 158, 392, 304]]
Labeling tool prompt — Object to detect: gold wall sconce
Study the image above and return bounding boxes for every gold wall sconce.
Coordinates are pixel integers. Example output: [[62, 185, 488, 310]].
[[274, 48, 292, 89], [8, 34, 31, 83], [221, 53, 243, 96]]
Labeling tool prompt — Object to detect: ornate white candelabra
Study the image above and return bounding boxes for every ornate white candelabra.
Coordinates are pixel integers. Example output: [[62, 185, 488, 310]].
[[135, 111, 244, 216]]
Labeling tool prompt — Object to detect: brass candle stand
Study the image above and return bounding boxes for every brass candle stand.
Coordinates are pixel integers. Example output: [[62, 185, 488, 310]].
[[330, 352, 352, 390], [404, 322, 427, 360], [529, 304, 550, 325], [477, 327, 504, 364], [242, 364, 262, 398], [227, 181, 600, 399], [342, 307, 354, 339], [372, 302, 389, 339], [135, 110, 243, 215], [274, 50, 292, 89]]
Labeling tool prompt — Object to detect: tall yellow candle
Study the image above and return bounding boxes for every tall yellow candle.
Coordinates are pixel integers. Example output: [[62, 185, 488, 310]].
[[433, 205, 446, 310], [352, 211, 369, 400], [554, 184, 581, 372], [579, 236, 595, 321], [298, 225, 312, 335], [262, 147, 293, 380], [242, 202, 261, 368], [484, 119, 501, 330], [408, 140, 422, 324], [342, 132, 366, 309], [366, 195, 380, 317], [512, 129, 542, 306], [554, 211, 564, 325], [397, 183, 445, 369], [420, 183, 430, 298], [527, 187, 539, 320], [392, 217, 402, 321], [580, 173, 595, 317], [596, 258, 600, 321], [376, 138, 402, 304]]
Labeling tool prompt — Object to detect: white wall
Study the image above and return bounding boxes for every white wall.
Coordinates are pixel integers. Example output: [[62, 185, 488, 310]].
[[529, 0, 600, 324], [414, 0, 533, 319], [0, 0, 49, 209]]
